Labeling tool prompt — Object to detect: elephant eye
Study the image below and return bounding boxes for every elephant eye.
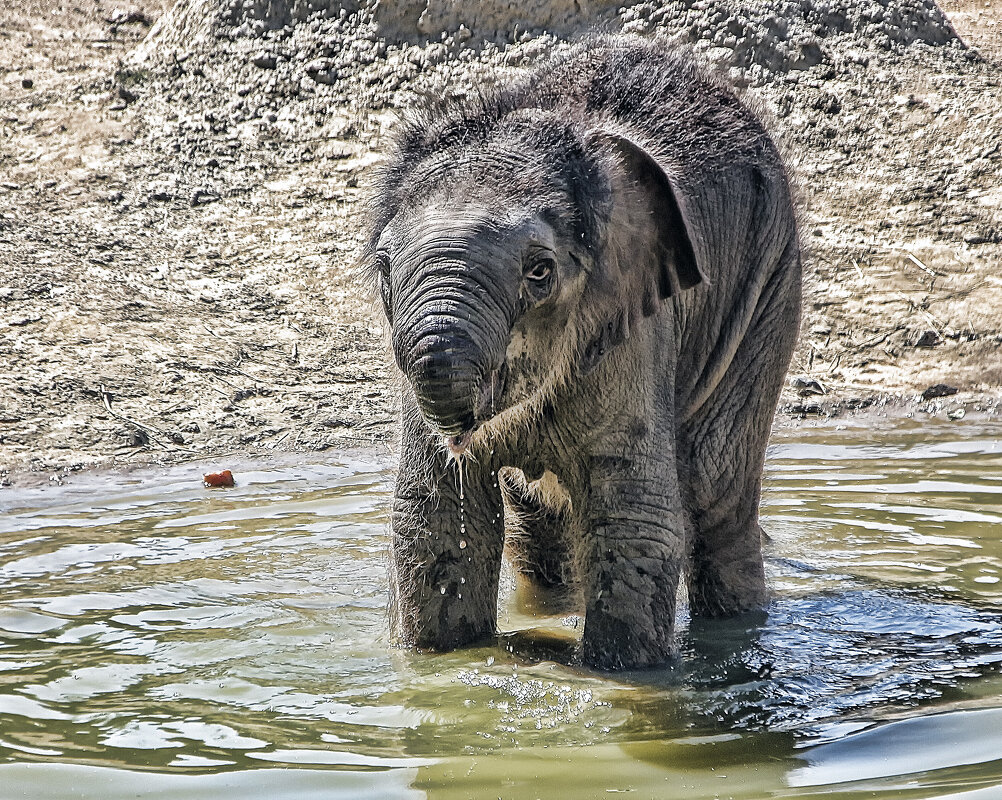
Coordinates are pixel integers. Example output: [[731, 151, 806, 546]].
[[522, 256, 557, 305], [524, 258, 555, 282]]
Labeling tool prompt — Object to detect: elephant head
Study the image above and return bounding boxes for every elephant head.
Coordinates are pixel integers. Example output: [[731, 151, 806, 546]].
[[367, 110, 703, 454]]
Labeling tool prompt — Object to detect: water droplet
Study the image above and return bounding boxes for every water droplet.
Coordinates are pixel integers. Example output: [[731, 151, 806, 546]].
[[459, 539, 467, 549], [440, 585, 447, 595], [460, 577, 466, 584]]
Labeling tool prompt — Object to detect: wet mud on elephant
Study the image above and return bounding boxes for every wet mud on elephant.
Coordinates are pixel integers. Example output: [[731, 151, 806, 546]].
[[365, 35, 801, 670]]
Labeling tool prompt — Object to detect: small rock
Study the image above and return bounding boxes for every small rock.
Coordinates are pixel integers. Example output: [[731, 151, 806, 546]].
[[947, 407, 966, 421], [10, 315, 42, 327], [964, 233, 989, 245], [150, 190, 172, 202], [786, 402, 825, 417], [203, 469, 235, 488], [252, 53, 277, 70], [922, 383, 958, 401], [913, 330, 941, 348], [124, 427, 149, 448], [792, 377, 826, 396], [107, 9, 151, 25], [844, 397, 874, 411], [181, 422, 201, 434], [190, 188, 220, 206], [305, 58, 340, 84], [117, 86, 137, 104], [169, 431, 185, 445], [21, 78, 33, 89]]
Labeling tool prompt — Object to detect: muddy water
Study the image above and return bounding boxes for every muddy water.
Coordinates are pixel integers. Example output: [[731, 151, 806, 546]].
[[2, 420, 1002, 799]]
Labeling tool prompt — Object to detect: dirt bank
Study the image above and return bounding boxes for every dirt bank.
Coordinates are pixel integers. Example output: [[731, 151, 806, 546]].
[[1, 0, 1000, 484]]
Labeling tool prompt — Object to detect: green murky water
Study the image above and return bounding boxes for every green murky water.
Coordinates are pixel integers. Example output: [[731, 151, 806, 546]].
[[2, 419, 1002, 799]]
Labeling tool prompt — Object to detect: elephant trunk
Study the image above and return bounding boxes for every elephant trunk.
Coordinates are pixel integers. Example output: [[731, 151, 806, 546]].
[[405, 329, 482, 438], [392, 249, 513, 440]]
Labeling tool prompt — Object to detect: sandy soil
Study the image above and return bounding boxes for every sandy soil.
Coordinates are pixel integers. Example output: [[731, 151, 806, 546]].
[[1, 0, 1000, 485]]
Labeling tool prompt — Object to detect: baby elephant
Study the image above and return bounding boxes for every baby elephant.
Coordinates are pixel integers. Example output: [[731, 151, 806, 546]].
[[366, 36, 801, 669]]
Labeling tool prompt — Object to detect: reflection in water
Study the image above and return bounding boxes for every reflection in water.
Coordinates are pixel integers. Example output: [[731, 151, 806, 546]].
[[0, 421, 1001, 798]]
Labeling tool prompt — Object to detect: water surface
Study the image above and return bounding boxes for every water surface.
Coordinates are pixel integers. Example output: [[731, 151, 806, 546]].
[[2, 419, 1002, 798]]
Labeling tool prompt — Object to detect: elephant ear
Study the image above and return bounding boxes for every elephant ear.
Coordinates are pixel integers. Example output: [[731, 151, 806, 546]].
[[605, 132, 703, 314]]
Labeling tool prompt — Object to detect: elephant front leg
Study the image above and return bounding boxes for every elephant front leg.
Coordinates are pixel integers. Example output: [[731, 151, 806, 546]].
[[581, 452, 685, 670], [391, 400, 505, 651]]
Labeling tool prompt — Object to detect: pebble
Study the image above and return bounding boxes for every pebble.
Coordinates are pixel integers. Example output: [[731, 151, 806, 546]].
[[190, 188, 220, 206], [922, 383, 959, 401], [913, 330, 941, 348]]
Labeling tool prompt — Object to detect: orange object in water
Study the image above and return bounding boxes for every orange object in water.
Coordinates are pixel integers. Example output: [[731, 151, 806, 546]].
[[203, 470, 235, 488]]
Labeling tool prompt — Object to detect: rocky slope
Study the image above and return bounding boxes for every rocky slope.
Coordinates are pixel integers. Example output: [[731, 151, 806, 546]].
[[1, 0, 1000, 481]]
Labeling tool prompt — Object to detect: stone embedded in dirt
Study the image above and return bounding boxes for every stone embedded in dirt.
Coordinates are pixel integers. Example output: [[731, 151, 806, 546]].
[[913, 329, 942, 348], [922, 383, 959, 400], [190, 188, 220, 206], [203, 469, 235, 487], [107, 9, 151, 26], [21, 78, 33, 89], [304, 58, 340, 85], [786, 402, 826, 417], [123, 427, 149, 448], [792, 377, 826, 396], [251, 52, 277, 69]]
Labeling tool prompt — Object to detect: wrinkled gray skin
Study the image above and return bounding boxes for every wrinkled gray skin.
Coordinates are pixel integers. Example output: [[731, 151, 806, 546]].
[[366, 36, 801, 670]]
